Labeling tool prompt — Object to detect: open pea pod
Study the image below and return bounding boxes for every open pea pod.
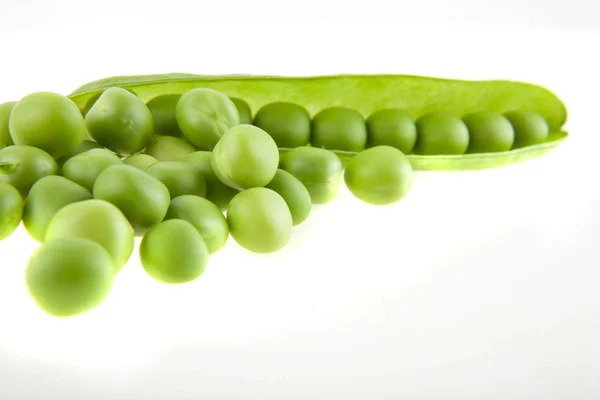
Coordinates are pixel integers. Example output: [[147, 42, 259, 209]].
[[69, 73, 568, 171]]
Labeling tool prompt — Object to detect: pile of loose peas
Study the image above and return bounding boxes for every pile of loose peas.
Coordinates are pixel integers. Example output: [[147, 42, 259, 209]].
[[0, 86, 550, 317]]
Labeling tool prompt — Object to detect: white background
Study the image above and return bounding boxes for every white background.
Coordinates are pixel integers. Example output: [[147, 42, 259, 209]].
[[0, 1, 599, 399]]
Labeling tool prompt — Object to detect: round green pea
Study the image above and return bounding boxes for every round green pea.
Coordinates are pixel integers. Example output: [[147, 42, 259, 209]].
[[45, 199, 135, 271], [226, 187, 293, 254], [311, 107, 367, 152], [146, 161, 207, 198], [504, 111, 549, 149], [123, 153, 158, 170], [344, 146, 413, 205], [0, 182, 23, 240], [0, 145, 57, 196], [414, 112, 470, 155], [140, 219, 209, 284], [23, 176, 92, 242], [253, 102, 311, 148], [93, 165, 170, 235], [366, 109, 417, 153], [9, 92, 85, 159], [56, 139, 105, 169], [184, 151, 239, 210], [146, 94, 183, 137], [144, 135, 196, 162], [211, 124, 279, 190], [266, 169, 311, 225], [165, 195, 229, 253], [85, 87, 154, 155], [462, 111, 515, 153], [0, 101, 16, 148], [176, 88, 239, 150], [25, 237, 114, 317], [61, 148, 122, 191], [280, 147, 343, 205], [230, 97, 252, 125]]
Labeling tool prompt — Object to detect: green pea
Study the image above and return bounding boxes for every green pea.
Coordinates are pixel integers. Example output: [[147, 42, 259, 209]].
[[165, 195, 229, 253], [253, 102, 311, 148], [366, 109, 417, 153], [23, 176, 92, 242], [183, 151, 239, 210], [344, 146, 413, 205], [123, 153, 158, 170], [280, 147, 342, 205], [211, 124, 279, 190], [25, 237, 114, 317], [68, 139, 104, 157], [93, 165, 170, 235], [311, 107, 367, 152], [176, 88, 239, 150], [80, 92, 102, 117], [45, 199, 135, 271], [144, 135, 196, 161], [146, 161, 207, 198], [414, 112, 470, 155], [504, 111, 549, 149], [0, 145, 57, 196], [462, 111, 515, 153], [140, 219, 209, 284], [230, 97, 252, 125], [0, 101, 16, 148], [61, 148, 122, 192], [226, 187, 292, 253], [266, 169, 311, 225], [146, 94, 183, 137], [9, 92, 85, 159], [0, 182, 23, 240], [85, 87, 154, 155]]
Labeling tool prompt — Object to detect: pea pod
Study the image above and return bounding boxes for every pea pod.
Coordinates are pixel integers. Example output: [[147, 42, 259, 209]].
[[69, 73, 568, 170]]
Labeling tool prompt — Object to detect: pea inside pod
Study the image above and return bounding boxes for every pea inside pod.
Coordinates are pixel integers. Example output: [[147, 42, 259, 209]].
[[253, 102, 311, 148], [0, 182, 23, 240], [414, 112, 470, 155], [504, 110, 549, 149], [463, 111, 515, 153], [311, 107, 367, 152], [146, 94, 183, 137], [366, 109, 417, 154], [230, 97, 252, 125]]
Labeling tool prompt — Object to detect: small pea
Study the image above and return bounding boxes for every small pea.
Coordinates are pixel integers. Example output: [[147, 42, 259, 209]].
[[123, 154, 159, 170], [23, 176, 92, 242], [85, 87, 154, 155], [366, 109, 417, 154], [211, 124, 279, 190], [504, 111, 549, 149], [0, 182, 23, 240], [176, 88, 239, 150], [146, 161, 207, 198], [61, 148, 122, 192], [25, 237, 114, 317], [280, 147, 343, 205], [184, 151, 239, 210], [57, 140, 105, 168], [227, 187, 293, 254], [0, 101, 16, 148], [311, 107, 367, 152], [144, 135, 196, 162], [461, 111, 515, 153], [254, 102, 311, 148], [266, 169, 311, 225], [230, 97, 252, 125], [140, 219, 209, 284], [0, 145, 57, 196], [146, 94, 183, 137], [414, 112, 470, 155]]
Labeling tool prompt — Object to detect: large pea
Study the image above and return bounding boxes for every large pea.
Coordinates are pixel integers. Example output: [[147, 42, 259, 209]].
[[230, 97, 252, 125], [311, 107, 367, 152], [123, 154, 158, 170], [0, 182, 23, 240], [144, 135, 196, 161], [93, 165, 170, 235], [9, 92, 85, 159], [176, 88, 239, 150], [462, 111, 515, 153], [45, 199, 135, 271], [146, 94, 183, 137], [344, 146, 413, 205], [211, 124, 279, 190], [0, 145, 57, 196], [61, 148, 122, 191], [366, 109, 417, 154], [165, 195, 228, 253], [504, 111, 549, 149], [253, 102, 311, 148], [266, 169, 311, 225], [85, 87, 154, 155], [23, 176, 92, 242], [0, 101, 16, 148], [184, 151, 239, 210], [140, 219, 209, 284], [146, 161, 207, 198], [227, 187, 293, 254], [280, 147, 343, 205], [25, 237, 114, 317], [414, 112, 470, 155]]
